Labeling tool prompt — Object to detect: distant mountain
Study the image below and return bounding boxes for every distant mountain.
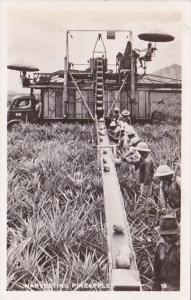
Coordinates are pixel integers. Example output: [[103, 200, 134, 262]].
[[152, 64, 181, 80], [8, 89, 40, 96], [8, 89, 29, 96], [8, 90, 21, 95]]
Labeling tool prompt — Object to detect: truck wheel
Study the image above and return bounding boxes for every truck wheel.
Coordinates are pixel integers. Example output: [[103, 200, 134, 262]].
[[7, 120, 24, 131]]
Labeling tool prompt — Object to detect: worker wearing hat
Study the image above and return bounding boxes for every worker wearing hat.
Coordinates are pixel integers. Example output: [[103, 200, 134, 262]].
[[154, 165, 181, 220], [123, 142, 154, 198], [138, 42, 154, 68], [108, 106, 122, 142], [124, 136, 142, 160], [114, 106, 120, 113], [152, 215, 180, 291], [120, 109, 131, 125], [109, 106, 121, 128], [111, 109, 133, 149], [119, 125, 138, 154], [117, 110, 132, 139], [122, 136, 142, 177], [112, 106, 121, 123]]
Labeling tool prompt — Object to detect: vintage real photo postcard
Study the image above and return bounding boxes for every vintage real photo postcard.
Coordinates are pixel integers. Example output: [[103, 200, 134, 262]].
[[0, 1, 191, 300]]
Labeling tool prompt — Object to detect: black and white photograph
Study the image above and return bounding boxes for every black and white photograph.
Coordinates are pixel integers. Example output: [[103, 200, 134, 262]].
[[0, 0, 191, 299]]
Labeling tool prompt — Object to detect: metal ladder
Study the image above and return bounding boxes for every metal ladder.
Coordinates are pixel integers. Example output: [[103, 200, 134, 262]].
[[95, 57, 104, 119]]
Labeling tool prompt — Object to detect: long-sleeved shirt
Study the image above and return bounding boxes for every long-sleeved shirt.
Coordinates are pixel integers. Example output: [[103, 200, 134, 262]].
[[159, 176, 181, 209], [152, 239, 180, 291]]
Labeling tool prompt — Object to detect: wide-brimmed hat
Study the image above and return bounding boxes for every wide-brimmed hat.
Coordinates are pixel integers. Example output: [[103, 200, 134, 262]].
[[120, 124, 135, 135], [135, 142, 150, 152], [130, 136, 141, 146], [155, 215, 180, 235], [114, 106, 120, 112], [154, 165, 174, 177], [123, 125, 135, 136], [121, 110, 130, 117]]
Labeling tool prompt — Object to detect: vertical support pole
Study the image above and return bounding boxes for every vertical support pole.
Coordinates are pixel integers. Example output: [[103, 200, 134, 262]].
[[63, 31, 69, 118], [129, 31, 136, 122]]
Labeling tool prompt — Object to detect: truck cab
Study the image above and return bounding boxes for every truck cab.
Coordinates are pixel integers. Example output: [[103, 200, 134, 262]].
[[7, 95, 42, 130]]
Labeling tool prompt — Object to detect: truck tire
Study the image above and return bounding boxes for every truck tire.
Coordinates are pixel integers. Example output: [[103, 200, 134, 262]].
[[7, 119, 25, 131]]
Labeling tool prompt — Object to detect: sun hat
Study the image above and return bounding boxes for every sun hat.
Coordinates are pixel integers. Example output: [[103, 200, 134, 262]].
[[121, 110, 130, 117], [125, 125, 136, 136], [130, 136, 141, 146], [114, 106, 120, 112], [154, 165, 174, 177], [135, 142, 150, 152], [120, 124, 134, 135], [155, 215, 180, 235]]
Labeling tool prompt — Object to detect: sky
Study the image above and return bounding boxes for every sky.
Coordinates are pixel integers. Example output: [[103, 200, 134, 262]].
[[5, 1, 182, 92]]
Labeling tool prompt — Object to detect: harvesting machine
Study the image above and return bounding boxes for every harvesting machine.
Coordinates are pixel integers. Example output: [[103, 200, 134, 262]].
[[7, 30, 181, 129], [7, 30, 181, 290]]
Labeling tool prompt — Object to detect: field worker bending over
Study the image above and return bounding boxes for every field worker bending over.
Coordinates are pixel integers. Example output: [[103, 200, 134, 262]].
[[119, 125, 137, 154], [154, 165, 181, 221], [122, 136, 141, 177], [123, 136, 141, 161], [109, 109, 133, 145], [152, 215, 180, 291], [123, 142, 154, 199]]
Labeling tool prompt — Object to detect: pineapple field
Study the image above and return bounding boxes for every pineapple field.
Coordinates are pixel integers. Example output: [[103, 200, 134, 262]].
[[7, 121, 181, 291]]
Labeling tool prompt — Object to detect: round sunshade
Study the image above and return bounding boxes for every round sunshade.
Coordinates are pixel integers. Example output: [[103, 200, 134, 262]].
[[7, 64, 39, 72], [138, 33, 175, 42]]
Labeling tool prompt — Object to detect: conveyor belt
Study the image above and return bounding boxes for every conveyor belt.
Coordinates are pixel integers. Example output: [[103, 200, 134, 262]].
[[97, 119, 142, 291]]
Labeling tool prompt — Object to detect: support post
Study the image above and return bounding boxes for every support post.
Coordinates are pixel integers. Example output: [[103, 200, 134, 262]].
[[130, 31, 136, 103], [63, 31, 69, 118]]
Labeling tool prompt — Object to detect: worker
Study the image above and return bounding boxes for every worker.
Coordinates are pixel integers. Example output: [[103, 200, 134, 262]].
[[152, 215, 180, 291], [113, 106, 121, 122], [120, 109, 131, 125], [138, 43, 155, 68], [122, 136, 142, 177], [109, 109, 131, 144], [117, 41, 131, 70], [116, 52, 125, 71], [109, 106, 121, 129], [35, 100, 42, 119], [21, 70, 30, 87], [108, 107, 121, 142], [123, 142, 154, 199], [19, 99, 32, 110], [123, 136, 141, 160], [119, 125, 137, 154], [154, 165, 181, 221]]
